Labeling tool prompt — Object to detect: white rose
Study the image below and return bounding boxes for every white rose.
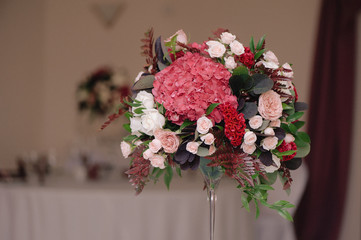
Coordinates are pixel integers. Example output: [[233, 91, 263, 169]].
[[263, 51, 279, 65], [200, 133, 215, 145], [243, 131, 257, 145], [224, 56, 237, 70], [220, 32, 236, 44], [264, 127, 275, 136], [241, 142, 256, 154], [149, 139, 162, 153], [249, 115, 263, 129], [229, 40, 245, 55], [149, 154, 166, 169], [284, 133, 295, 143], [130, 117, 143, 136], [269, 119, 281, 127], [196, 116, 213, 134], [135, 90, 154, 109], [262, 136, 278, 150], [264, 154, 281, 173], [134, 71, 144, 82], [120, 141, 132, 158], [186, 142, 200, 154], [143, 149, 154, 160], [141, 109, 165, 136], [206, 41, 226, 58]]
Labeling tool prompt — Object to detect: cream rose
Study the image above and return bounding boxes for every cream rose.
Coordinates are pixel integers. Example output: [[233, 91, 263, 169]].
[[130, 117, 143, 136], [284, 133, 295, 143], [264, 127, 275, 136], [143, 149, 154, 160], [269, 119, 281, 127], [220, 32, 236, 44], [200, 133, 215, 145], [258, 90, 283, 121], [141, 109, 165, 136], [186, 142, 200, 154], [249, 115, 263, 129], [264, 154, 281, 173], [241, 142, 256, 154], [243, 131, 257, 145], [135, 91, 154, 109], [264, 51, 279, 65], [262, 136, 278, 150], [154, 129, 180, 153], [149, 154, 166, 169], [120, 141, 132, 158], [149, 139, 162, 153], [165, 29, 188, 51], [196, 116, 213, 134], [229, 40, 245, 55], [206, 41, 226, 58], [224, 56, 237, 70]]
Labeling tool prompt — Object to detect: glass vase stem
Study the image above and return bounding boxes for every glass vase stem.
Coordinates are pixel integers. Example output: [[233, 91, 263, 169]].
[[208, 187, 216, 240]]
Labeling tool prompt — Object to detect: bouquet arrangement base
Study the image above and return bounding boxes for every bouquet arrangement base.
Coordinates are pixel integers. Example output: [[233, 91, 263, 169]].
[[100, 28, 311, 240]]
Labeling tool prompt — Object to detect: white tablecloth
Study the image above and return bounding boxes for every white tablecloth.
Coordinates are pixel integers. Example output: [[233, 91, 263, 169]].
[[0, 165, 308, 240]]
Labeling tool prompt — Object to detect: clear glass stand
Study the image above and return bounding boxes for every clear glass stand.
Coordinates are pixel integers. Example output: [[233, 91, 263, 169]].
[[199, 157, 224, 240]]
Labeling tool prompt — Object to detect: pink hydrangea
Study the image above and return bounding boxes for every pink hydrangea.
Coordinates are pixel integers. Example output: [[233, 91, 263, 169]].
[[152, 52, 237, 125]]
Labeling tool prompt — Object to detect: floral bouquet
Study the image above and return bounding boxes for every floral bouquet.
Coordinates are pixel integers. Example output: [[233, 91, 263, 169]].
[[101, 28, 310, 221], [76, 67, 130, 117]]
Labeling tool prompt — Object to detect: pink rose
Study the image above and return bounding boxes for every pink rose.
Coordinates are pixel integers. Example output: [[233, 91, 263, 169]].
[[149, 154, 166, 169], [230, 40, 245, 55], [165, 29, 188, 51], [249, 115, 263, 129], [206, 41, 226, 58], [241, 142, 256, 154], [120, 141, 132, 158], [149, 139, 162, 153], [224, 56, 237, 70], [220, 32, 236, 44], [197, 116, 213, 134], [209, 145, 216, 155], [269, 119, 281, 127], [154, 129, 180, 153], [264, 127, 275, 136], [258, 90, 283, 121], [284, 133, 295, 143], [262, 136, 278, 150], [143, 149, 154, 160], [200, 133, 215, 145], [186, 142, 200, 154], [243, 131, 257, 145]]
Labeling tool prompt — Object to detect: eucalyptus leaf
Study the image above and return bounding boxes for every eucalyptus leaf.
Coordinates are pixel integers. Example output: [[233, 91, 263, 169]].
[[260, 171, 278, 185], [132, 75, 155, 91], [255, 120, 270, 131], [284, 158, 303, 170], [155, 36, 168, 65], [197, 147, 210, 157], [157, 61, 168, 71], [251, 74, 274, 94], [233, 66, 249, 75], [229, 74, 254, 96], [241, 102, 258, 119], [288, 123, 298, 134], [295, 142, 310, 158], [297, 132, 311, 143], [293, 121, 305, 129]]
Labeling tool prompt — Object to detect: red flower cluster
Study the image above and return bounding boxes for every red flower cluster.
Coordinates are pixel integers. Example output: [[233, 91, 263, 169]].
[[238, 47, 255, 69], [277, 141, 297, 161], [220, 103, 246, 146]]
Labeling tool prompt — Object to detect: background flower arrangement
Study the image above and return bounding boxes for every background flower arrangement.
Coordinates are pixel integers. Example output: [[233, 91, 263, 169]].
[[76, 67, 130, 118], [102, 28, 311, 221]]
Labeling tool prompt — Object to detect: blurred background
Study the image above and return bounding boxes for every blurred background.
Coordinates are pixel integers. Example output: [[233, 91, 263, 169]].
[[0, 0, 360, 240]]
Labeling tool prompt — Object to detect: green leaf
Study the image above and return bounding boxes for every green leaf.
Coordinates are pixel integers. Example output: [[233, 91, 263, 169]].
[[277, 150, 297, 156], [123, 99, 142, 108], [233, 66, 249, 75], [124, 111, 133, 120], [241, 195, 250, 212], [229, 74, 254, 96], [288, 123, 298, 134], [251, 74, 274, 94], [281, 123, 290, 133], [164, 165, 173, 190], [176, 166, 182, 177], [261, 171, 278, 185], [254, 49, 266, 61], [133, 107, 145, 115], [277, 209, 293, 222], [123, 135, 138, 142], [294, 134, 308, 148], [240, 102, 258, 119], [250, 36, 255, 53], [295, 142, 310, 158], [282, 103, 294, 110], [293, 121, 305, 129], [254, 199, 260, 218], [206, 103, 221, 115], [297, 132, 311, 143], [123, 123, 131, 133], [256, 35, 266, 50], [179, 119, 195, 131], [286, 112, 304, 122], [257, 184, 274, 191]]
